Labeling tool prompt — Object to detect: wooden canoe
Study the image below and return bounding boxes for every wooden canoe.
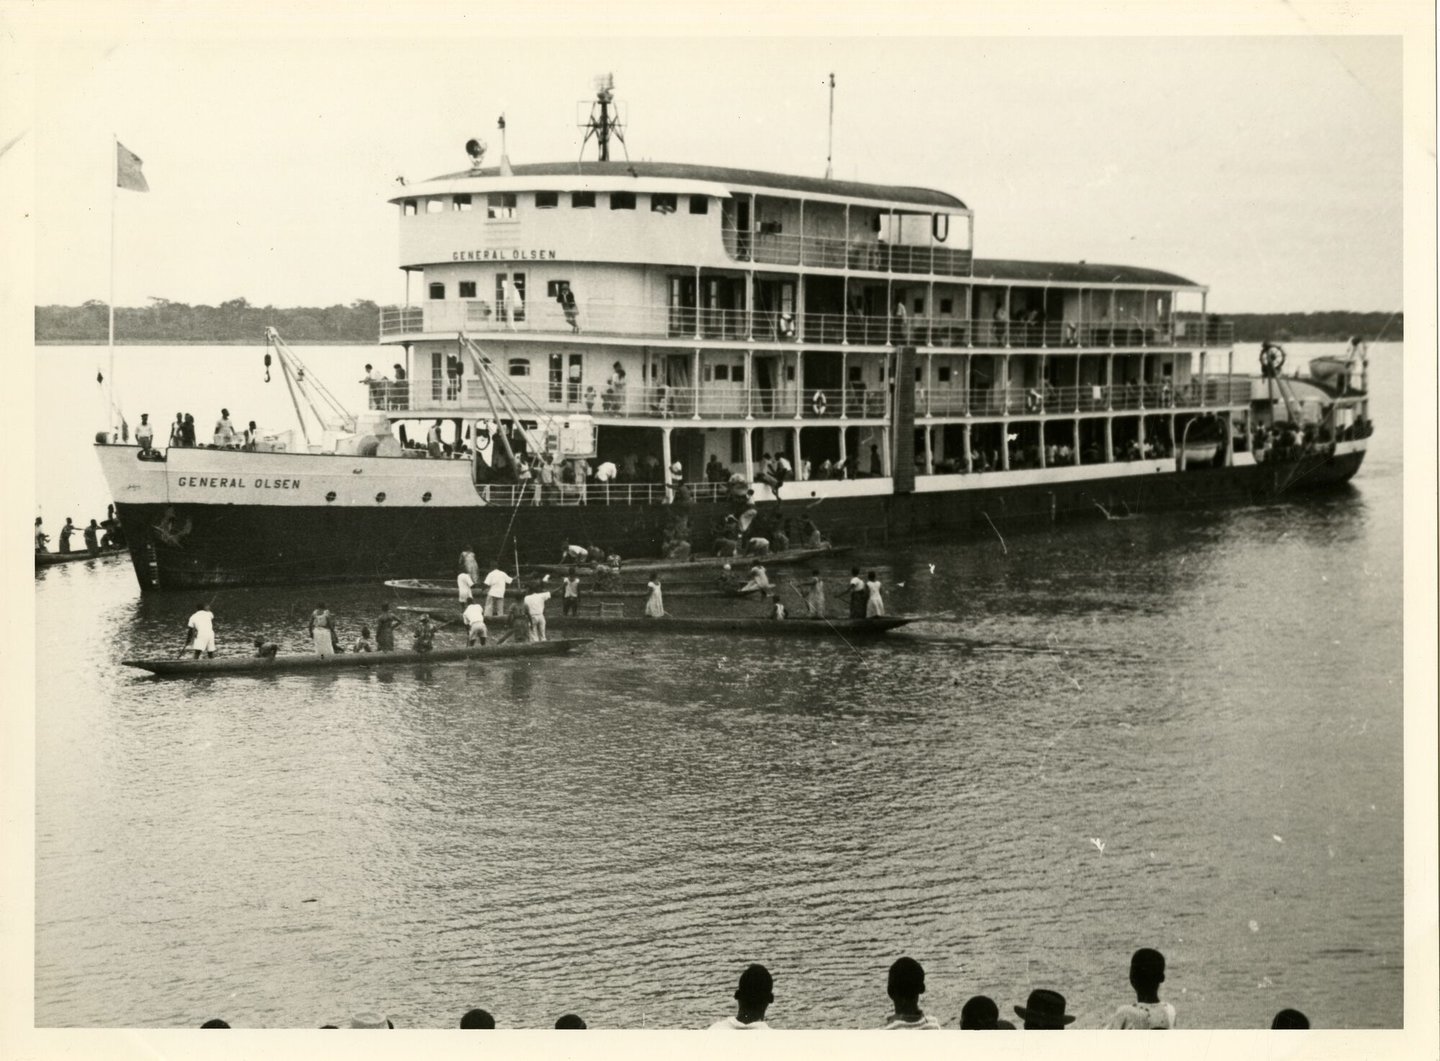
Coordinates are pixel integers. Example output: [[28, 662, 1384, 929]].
[[385, 578, 760, 600], [35, 546, 126, 568], [122, 637, 591, 677], [394, 605, 914, 636]]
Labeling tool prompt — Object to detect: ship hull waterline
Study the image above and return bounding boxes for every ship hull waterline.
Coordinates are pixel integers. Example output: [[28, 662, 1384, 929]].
[[102, 444, 1367, 591]]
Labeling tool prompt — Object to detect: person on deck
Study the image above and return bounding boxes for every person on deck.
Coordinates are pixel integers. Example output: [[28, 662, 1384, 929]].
[[181, 413, 197, 447], [213, 409, 236, 448], [864, 571, 885, 617], [644, 576, 665, 618], [58, 517, 75, 554], [374, 603, 400, 652], [169, 413, 185, 448], [482, 564, 514, 617], [308, 604, 336, 657], [847, 568, 867, 619], [187, 602, 216, 659], [462, 600, 488, 646], [135, 413, 154, 453]]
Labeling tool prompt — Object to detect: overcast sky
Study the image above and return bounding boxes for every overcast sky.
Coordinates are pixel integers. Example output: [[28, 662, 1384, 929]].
[[20, 12, 1410, 314]]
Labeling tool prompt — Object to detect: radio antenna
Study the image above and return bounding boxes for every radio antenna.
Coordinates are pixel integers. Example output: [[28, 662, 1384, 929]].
[[578, 73, 628, 164], [825, 72, 835, 179]]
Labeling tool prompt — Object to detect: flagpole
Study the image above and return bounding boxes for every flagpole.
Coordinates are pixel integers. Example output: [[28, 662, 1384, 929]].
[[108, 133, 117, 438]]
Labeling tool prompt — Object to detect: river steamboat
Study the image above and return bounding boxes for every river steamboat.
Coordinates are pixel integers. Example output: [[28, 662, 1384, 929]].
[[96, 79, 1372, 591]]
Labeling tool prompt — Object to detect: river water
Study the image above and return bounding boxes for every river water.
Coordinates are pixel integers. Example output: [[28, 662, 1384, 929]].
[[32, 342, 1404, 1029]]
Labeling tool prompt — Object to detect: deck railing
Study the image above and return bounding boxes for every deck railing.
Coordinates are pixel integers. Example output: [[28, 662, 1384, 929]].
[[381, 302, 1233, 351], [720, 228, 975, 276]]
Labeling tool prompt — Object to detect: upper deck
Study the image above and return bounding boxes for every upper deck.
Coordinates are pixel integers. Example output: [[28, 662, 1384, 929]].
[[388, 160, 975, 278]]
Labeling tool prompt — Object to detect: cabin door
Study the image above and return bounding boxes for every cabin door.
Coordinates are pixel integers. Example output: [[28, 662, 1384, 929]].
[[668, 276, 697, 337], [754, 355, 780, 417]]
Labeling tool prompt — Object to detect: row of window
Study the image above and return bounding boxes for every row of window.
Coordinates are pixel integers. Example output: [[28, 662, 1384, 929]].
[[403, 192, 710, 217]]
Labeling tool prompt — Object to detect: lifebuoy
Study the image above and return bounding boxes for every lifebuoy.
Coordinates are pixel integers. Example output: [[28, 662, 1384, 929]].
[[1259, 343, 1287, 378], [474, 426, 491, 451], [811, 391, 828, 416], [779, 313, 797, 339]]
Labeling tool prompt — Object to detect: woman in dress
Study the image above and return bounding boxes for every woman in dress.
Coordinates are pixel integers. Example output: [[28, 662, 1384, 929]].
[[864, 571, 885, 618], [308, 604, 335, 657], [644, 576, 665, 618], [802, 569, 827, 617]]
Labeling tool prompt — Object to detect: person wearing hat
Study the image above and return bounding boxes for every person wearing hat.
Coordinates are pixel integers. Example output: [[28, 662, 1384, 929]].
[[1014, 988, 1076, 1029], [1104, 948, 1176, 1029], [882, 956, 942, 1029], [708, 963, 773, 1029]]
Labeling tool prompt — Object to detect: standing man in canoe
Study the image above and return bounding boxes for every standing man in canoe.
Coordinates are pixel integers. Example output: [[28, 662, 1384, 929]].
[[864, 571, 886, 617], [59, 517, 76, 554], [847, 568, 867, 619], [374, 602, 401, 652], [308, 604, 336, 657], [644, 576, 665, 618], [522, 587, 553, 642], [459, 547, 481, 586], [186, 602, 216, 659], [83, 519, 101, 556], [562, 567, 582, 616], [800, 569, 827, 617], [462, 599, 488, 646], [34, 517, 49, 553], [482, 562, 514, 618], [457, 565, 476, 605]]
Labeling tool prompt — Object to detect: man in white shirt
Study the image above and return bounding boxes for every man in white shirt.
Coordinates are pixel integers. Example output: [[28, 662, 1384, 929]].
[[186, 602, 216, 659], [708, 964, 773, 1030], [135, 413, 154, 453], [522, 589, 552, 641], [462, 600, 488, 646], [482, 566, 513, 617], [457, 569, 475, 603]]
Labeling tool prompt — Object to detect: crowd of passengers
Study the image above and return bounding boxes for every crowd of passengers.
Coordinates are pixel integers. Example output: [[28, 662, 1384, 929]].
[[190, 950, 1318, 1031]]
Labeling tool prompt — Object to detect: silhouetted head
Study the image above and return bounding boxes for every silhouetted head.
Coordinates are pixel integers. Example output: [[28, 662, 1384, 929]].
[[887, 957, 925, 1004], [735, 963, 774, 1012], [460, 1008, 495, 1029], [1272, 1009, 1310, 1029], [200, 1019, 229, 1029], [554, 1013, 586, 1029], [960, 995, 999, 1030], [867, 570, 877, 581], [1129, 948, 1166, 993]]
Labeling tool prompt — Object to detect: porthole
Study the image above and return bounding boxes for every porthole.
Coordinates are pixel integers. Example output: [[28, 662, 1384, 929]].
[[421, 492, 432, 503], [375, 492, 387, 503], [325, 491, 337, 502]]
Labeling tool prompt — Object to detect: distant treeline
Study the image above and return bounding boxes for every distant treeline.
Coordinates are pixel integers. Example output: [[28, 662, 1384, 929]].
[[35, 299, 381, 344], [1228, 312, 1401, 343], [35, 301, 1400, 345]]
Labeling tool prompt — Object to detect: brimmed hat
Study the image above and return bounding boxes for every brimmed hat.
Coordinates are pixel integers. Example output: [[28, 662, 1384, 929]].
[[1014, 989, 1075, 1027]]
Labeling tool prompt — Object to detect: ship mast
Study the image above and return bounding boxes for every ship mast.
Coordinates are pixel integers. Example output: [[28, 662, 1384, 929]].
[[579, 73, 628, 163]]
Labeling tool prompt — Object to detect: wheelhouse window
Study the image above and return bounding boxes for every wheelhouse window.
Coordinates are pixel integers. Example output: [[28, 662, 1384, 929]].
[[545, 280, 571, 298], [458, 281, 477, 298], [650, 193, 677, 214], [402, 199, 417, 216], [731, 363, 744, 383], [938, 366, 952, 383], [508, 358, 531, 377], [425, 199, 444, 214], [428, 282, 445, 300], [535, 191, 559, 208], [940, 298, 954, 314], [688, 195, 709, 215], [487, 193, 517, 220], [572, 191, 596, 209], [454, 194, 473, 212], [610, 191, 636, 210]]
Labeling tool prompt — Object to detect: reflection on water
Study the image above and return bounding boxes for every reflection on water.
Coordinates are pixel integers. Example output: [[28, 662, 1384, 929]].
[[33, 345, 1404, 1028]]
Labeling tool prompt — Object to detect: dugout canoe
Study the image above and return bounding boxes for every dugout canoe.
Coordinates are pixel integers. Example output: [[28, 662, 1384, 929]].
[[385, 578, 756, 600], [35, 546, 126, 568], [395, 605, 914, 636], [524, 544, 850, 576], [121, 637, 592, 677]]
